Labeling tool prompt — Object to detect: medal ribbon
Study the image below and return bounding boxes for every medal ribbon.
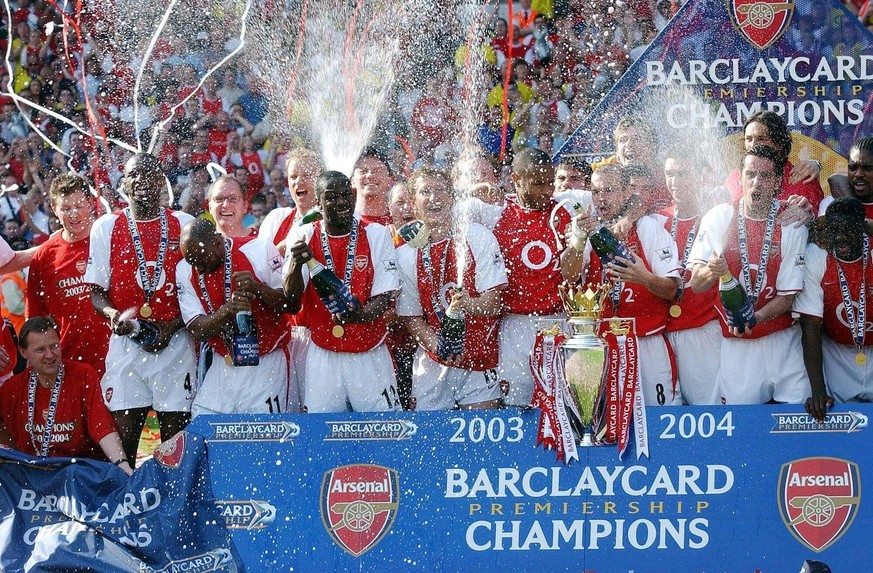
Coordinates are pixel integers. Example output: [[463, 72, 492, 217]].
[[600, 326, 647, 459], [420, 239, 451, 321], [836, 234, 869, 350], [670, 213, 699, 303], [197, 238, 234, 352], [27, 363, 65, 457], [320, 219, 359, 289], [125, 208, 168, 308], [737, 199, 778, 306]]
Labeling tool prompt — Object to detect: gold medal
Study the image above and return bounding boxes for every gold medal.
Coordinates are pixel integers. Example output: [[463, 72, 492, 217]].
[[332, 324, 345, 338], [140, 303, 152, 318], [225, 354, 234, 367], [669, 305, 682, 318], [856, 352, 866, 367]]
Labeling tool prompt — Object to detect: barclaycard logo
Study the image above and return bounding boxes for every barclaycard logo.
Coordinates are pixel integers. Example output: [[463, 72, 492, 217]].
[[214, 500, 277, 530], [140, 548, 233, 572], [207, 421, 300, 443], [770, 412, 868, 434], [324, 420, 417, 441]]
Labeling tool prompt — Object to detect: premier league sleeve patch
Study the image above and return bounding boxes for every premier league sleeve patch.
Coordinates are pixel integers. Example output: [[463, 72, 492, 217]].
[[382, 259, 398, 272], [269, 255, 283, 272], [658, 248, 673, 261], [795, 253, 806, 267]]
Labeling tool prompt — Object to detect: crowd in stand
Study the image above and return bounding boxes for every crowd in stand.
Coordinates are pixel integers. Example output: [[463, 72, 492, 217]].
[[0, 0, 871, 469]]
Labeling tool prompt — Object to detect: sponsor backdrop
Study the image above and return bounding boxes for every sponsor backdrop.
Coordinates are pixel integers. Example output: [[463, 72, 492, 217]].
[[555, 0, 873, 181], [192, 405, 873, 573], [0, 432, 246, 573]]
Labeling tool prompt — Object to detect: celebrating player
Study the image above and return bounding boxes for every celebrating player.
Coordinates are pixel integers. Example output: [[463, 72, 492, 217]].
[[26, 173, 111, 377], [689, 146, 809, 405], [0, 317, 133, 475], [396, 168, 507, 410], [207, 175, 255, 238], [353, 148, 394, 226], [283, 171, 400, 412], [85, 153, 196, 465], [795, 198, 873, 421], [462, 148, 585, 407], [655, 150, 722, 404], [177, 219, 294, 415], [573, 164, 683, 406], [259, 148, 322, 255]]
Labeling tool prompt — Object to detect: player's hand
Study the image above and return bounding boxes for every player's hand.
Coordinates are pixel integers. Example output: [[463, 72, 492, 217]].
[[228, 289, 253, 313], [569, 205, 596, 250], [107, 309, 135, 336], [450, 289, 472, 314], [232, 271, 257, 294], [333, 296, 365, 324], [288, 241, 314, 266], [275, 239, 287, 258], [805, 391, 834, 424], [788, 159, 820, 185], [777, 196, 813, 228], [607, 255, 648, 285], [143, 320, 178, 353], [706, 253, 728, 277]]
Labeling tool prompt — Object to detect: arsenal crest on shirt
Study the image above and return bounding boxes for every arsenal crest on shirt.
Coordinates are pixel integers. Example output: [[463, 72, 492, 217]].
[[320, 464, 400, 557], [778, 457, 861, 552], [729, 0, 794, 50], [154, 432, 187, 469]]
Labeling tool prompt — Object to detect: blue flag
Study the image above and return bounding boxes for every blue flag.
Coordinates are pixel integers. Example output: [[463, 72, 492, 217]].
[[0, 431, 245, 573]]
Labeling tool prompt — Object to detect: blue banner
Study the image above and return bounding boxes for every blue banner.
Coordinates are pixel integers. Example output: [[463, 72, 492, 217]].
[[191, 405, 873, 573], [0, 431, 245, 573], [555, 0, 873, 166]]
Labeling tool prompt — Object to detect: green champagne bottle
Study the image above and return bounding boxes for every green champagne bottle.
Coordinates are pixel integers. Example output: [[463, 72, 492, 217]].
[[589, 226, 635, 267], [305, 258, 358, 316], [719, 272, 757, 331]]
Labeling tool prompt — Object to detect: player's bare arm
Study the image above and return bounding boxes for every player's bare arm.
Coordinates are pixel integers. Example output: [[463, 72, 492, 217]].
[[283, 240, 310, 313], [144, 316, 184, 353], [90, 285, 134, 336], [608, 256, 679, 301], [455, 286, 505, 317], [690, 253, 727, 293], [0, 247, 37, 275], [338, 291, 396, 325], [799, 314, 833, 423]]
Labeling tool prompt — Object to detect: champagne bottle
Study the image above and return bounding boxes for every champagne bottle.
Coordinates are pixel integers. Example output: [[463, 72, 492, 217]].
[[300, 207, 322, 224], [305, 258, 358, 316], [589, 226, 635, 268], [231, 310, 260, 366], [128, 319, 160, 347], [719, 272, 757, 331], [437, 307, 466, 361]]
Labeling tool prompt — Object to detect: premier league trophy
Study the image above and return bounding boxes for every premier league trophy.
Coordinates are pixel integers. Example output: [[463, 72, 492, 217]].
[[558, 283, 610, 446]]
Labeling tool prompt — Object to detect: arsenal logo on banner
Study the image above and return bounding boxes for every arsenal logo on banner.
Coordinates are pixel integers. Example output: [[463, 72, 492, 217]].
[[729, 0, 794, 50], [778, 457, 861, 553], [154, 431, 187, 469], [320, 464, 400, 557]]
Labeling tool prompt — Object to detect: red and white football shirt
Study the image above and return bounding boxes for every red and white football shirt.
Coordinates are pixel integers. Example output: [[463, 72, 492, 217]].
[[583, 215, 681, 337], [795, 242, 873, 346], [177, 237, 290, 356], [258, 206, 297, 247], [85, 209, 194, 322], [283, 217, 400, 353], [396, 223, 507, 370], [689, 201, 807, 339]]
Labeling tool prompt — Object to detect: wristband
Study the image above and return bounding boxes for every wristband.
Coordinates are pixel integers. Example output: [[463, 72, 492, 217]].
[[113, 458, 128, 467]]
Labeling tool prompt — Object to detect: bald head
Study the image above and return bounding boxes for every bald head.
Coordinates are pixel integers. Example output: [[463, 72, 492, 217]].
[[512, 147, 552, 179], [180, 218, 225, 273]]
